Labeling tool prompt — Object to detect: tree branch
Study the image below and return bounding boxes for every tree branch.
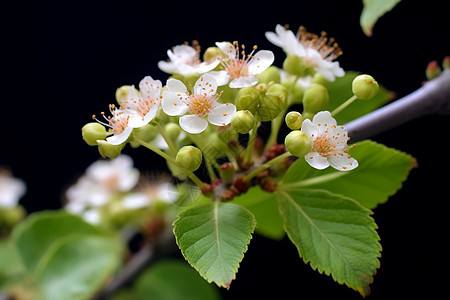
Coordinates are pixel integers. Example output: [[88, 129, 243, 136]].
[[345, 70, 450, 143]]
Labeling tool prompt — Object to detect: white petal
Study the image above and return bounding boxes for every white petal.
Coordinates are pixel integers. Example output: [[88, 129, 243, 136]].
[[179, 114, 208, 134], [312, 111, 337, 127], [161, 91, 189, 116], [106, 126, 133, 145], [208, 103, 236, 126], [139, 76, 162, 100], [158, 60, 177, 74], [117, 168, 140, 191], [194, 74, 218, 96], [216, 41, 236, 59], [328, 154, 358, 171], [248, 50, 274, 75], [207, 70, 230, 86], [178, 59, 221, 75], [304, 151, 330, 170], [301, 119, 319, 140], [229, 76, 259, 88], [122, 193, 150, 209], [83, 209, 101, 224], [171, 44, 198, 59], [166, 78, 187, 93], [157, 183, 178, 203]]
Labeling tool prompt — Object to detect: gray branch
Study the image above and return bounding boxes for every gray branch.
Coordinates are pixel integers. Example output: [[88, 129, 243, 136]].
[[345, 70, 450, 143]]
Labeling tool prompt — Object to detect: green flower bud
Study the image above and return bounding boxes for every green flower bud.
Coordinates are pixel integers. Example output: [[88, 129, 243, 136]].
[[97, 140, 124, 159], [352, 74, 379, 100], [285, 111, 303, 130], [312, 73, 329, 86], [302, 111, 315, 121], [176, 146, 202, 172], [285, 130, 312, 158], [235, 86, 260, 113], [82, 122, 108, 146], [0, 205, 25, 228], [164, 123, 182, 142], [258, 84, 287, 121], [283, 54, 315, 77], [303, 83, 329, 114], [256, 66, 281, 84], [282, 77, 304, 106], [425, 61, 441, 81], [115, 85, 132, 104], [443, 56, 450, 70], [203, 47, 223, 62], [230, 110, 256, 134]]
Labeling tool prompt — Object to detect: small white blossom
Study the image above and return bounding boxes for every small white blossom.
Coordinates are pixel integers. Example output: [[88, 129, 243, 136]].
[[0, 170, 26, 208], [301, 111, 358, 171], [158, 44, 220, 75], [94, 104, 133, 145], [208, 41, 274, 88], [162, 74, 236, 134], [121, 76, 163, 128], [266, 24, 345, 82]]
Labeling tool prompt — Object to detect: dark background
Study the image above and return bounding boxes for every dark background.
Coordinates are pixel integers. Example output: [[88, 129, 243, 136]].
[[2, 0, 449, 299]]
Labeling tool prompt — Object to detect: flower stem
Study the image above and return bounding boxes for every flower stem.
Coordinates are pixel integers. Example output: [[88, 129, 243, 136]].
[[245, 152, 291, 182], [265, 111, 285, 150], [331, 95, 358, 117], [134, 138, 204, 188], [244, 122, 259, 165], [157, 124, 178, 155]]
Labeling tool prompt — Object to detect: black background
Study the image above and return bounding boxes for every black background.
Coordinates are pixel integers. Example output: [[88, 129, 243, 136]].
[[2, 0, 449, 299]]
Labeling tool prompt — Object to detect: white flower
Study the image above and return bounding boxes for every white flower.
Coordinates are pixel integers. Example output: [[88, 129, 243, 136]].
[[266, 24, 344, 82], [301, 111, 358, 171], [162, 74, 236, 134], [94, 104, 133, 145], [121, 76, 162, 128], [0, 170, 26, 208], [158, 44, 220, 75], [208, 41, 274, 88]]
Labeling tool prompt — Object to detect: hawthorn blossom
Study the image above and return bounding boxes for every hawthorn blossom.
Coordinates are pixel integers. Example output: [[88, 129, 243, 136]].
[[0, 170, 26, 208], [208, 41, 274, 88], [266, 24, 344, 82], [162, 74, 236, 134], [121, 76, 163, 128], [301, 111, 358, 171], [93, 104, 133, 145], [158, 43, 220, 75]]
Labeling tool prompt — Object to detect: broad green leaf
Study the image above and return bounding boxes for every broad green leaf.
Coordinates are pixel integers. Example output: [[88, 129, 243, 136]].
[[11, 211, 106, 273], [232, 186, 285, 239], [277, 188, 381, 296], [173, 201, 256, 288], [281, 140, 415, 209], [360, 0, 402, 36], [131, 259, 220, 300], [36, 235, 122, 300], [326, 71, 394, 124]]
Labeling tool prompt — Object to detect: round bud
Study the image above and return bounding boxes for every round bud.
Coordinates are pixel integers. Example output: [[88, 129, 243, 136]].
[[82, 123, 108, 146], [115, 85, 132, 104], [231, 110, 256, 134], [352, 74, 379, 100], [203, 47, 223, 62], [283, 54, 315, 77], [282, 77, 304, 106], [443, 56, 450, 70], [285, 111, 303, 130], [302, 83, 329, 114], [256, 66, 281, 84], [235, 87, 260, 113], [97, 140, 124, 159], [176, 146, 202, 172], [164, 123, 182, 142], [285, 130, 312, 158], [312, 73, 329, 86], [257, 84, 287, 121]]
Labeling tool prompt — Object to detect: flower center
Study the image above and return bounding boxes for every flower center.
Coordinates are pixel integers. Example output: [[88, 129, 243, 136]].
[[297, 26, 342, 61], [221, 41, 257, 79], [187, 94, 215, 117], [93, 104, 130, 135]]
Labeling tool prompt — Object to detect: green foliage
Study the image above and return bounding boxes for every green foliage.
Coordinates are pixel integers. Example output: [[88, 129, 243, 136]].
[[361, 0, 402, 36], [326, 71, 394, 124], [276, 188, 381, 296], [173, 201, 256, 288], [114, 259, 220, 300], [10, 211, 123, 300], [281, 140, 415, 209], [0, 239, 25, 290]]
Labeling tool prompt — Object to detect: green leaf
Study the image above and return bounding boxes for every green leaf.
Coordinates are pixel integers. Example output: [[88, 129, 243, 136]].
[[326, 71, 394, 124], [281, 140, 415, 209], [232, 186, 285, 240], [360, 0, 402, 36], [12, 211, 107, 273], [276, 188, 381, 296], [173, 201, 256, 288], [36, 235, 122, 300], [131, 259, 220, 300], [0, 239, 26, 289]]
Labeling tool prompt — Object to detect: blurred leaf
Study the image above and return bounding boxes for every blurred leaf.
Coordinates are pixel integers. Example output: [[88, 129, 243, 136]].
[[277, 188, 381, 296], [232, 186, 285, 239], [173, 201, 256, 288], [281, 140, 415, 209], [131, 259, 220, 300], [0, 238, 25, 290], [36, 235, 122, 300], [360, 0, 402, 36], [326, 71, 394, 124]]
